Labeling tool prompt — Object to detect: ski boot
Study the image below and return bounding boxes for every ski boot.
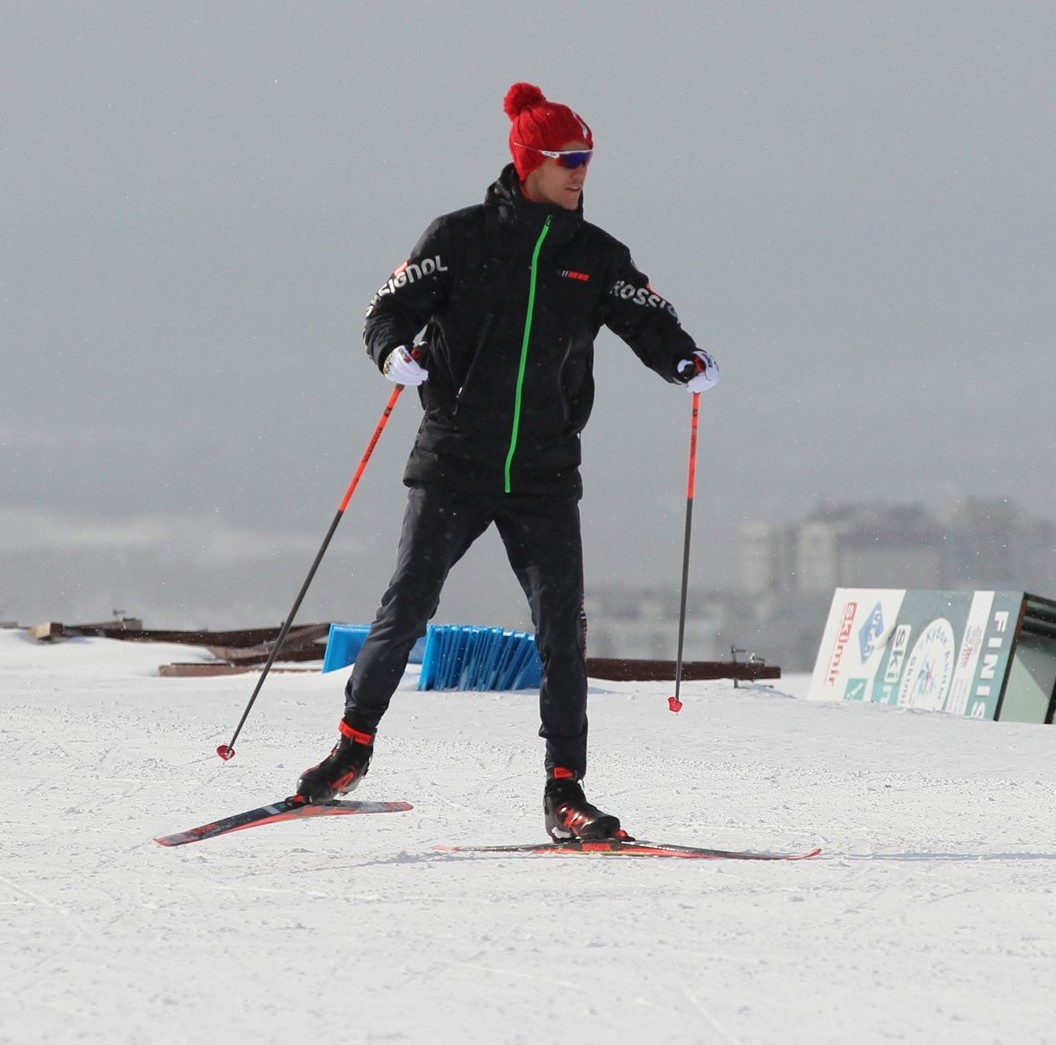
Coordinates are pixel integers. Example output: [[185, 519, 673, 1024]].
[[296, 720, 374, 804], [543, 767, 621, 841]]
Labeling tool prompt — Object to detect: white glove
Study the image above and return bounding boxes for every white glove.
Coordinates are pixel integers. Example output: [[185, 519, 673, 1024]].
[[679, 349, 720, 393], [383, 345, 428, 387]]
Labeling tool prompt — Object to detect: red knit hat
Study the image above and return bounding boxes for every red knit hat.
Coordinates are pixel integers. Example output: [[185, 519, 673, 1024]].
[[504, 82, 593, 181]]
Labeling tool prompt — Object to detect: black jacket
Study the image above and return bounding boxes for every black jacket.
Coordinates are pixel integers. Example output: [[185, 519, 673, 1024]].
[[363, 164, 699, 497]]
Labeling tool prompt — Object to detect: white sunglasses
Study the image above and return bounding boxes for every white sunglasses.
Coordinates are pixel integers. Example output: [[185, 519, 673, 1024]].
[[513, 144, 593, 169]]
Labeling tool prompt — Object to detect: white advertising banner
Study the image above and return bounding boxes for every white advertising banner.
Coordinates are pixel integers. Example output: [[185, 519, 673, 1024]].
[[807, 588, 1021, 720]]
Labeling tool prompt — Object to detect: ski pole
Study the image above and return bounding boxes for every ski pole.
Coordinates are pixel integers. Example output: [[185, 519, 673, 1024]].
[[669, 391, 701, 714], [216, 384, 405, 760]]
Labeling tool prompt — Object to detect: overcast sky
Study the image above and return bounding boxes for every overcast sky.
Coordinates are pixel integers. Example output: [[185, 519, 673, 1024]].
[[3, 2, 1054, 628]]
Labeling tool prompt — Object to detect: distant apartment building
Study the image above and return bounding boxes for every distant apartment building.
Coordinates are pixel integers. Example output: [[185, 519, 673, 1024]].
[[742, 498, 1056, 597], [582, 587, 722, 661], [583, 498, 1055, 672]]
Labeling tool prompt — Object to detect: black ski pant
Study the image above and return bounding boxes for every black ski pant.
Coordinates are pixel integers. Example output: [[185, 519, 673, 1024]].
[[344, 482, 589, 776]]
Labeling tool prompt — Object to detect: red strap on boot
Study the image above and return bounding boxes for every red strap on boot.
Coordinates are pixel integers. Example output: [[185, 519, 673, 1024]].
[[338, 721, 374, 745]]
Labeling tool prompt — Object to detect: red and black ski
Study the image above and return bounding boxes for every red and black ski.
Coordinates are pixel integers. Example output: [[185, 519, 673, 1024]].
[[438, 839, 822, 861], [154, 796, 412, 847]]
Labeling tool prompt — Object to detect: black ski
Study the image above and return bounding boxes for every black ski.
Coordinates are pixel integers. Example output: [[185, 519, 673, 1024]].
[[154, 796, 412, 847], [437, 839, 822, 861]]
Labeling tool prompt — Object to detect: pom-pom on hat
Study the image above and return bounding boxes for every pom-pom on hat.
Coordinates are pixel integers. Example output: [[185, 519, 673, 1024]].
[[504, 82, 593, 181]]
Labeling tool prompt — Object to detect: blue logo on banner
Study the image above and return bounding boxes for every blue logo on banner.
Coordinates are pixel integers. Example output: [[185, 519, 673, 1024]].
[[858, 602, 884, 662]]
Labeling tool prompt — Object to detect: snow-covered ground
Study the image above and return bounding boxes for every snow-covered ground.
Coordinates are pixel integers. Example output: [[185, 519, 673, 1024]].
[[5, 628, 1056, 1045]]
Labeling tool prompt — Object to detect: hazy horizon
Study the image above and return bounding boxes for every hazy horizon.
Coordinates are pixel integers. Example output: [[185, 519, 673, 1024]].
[[4, 2, 1054, 629]]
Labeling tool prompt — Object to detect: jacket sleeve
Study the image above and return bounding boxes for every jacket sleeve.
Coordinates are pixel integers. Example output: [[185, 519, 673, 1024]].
[[362, 217, 454, 371], [602, 250, 699, 383]]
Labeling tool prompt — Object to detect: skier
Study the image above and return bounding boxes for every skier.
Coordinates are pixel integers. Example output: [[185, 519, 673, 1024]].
[[297, 82, 719, 840]]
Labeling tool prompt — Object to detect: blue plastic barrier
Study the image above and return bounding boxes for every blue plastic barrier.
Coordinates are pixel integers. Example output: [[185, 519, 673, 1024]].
[[417, 625, 541, 691], [322, 624, 427, 674], [322, 622, 541, 691]]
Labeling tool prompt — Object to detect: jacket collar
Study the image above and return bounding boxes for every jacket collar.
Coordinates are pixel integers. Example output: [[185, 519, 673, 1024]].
[[485, 163, 585, 236]]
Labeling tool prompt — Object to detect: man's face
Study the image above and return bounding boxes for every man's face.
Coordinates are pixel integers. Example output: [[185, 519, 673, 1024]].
[[523, 140, 591, 210]]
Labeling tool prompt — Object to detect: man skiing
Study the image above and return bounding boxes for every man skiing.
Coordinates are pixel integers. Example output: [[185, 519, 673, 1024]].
[[297, 81, 719, 840]]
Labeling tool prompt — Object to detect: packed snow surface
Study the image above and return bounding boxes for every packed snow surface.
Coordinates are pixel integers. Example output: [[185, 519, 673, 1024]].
[[5, 629, 1056, 1044]]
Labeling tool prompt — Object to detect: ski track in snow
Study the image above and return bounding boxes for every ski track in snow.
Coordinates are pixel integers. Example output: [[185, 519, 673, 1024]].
[[4, 629, 1056, 1044]]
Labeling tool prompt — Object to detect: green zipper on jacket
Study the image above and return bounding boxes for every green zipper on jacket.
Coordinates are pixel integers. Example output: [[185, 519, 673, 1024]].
[[504, 215, 552, 493]]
